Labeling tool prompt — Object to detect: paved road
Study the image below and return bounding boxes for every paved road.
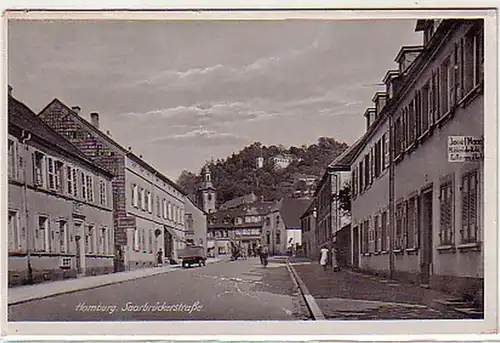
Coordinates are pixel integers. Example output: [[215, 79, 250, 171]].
[[8, 258, 310, 321]]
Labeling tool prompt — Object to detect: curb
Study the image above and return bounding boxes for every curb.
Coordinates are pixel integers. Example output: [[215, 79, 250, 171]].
[[9, 258, 229, 306], [8, 267, 178, 306], [286, 259, 326, 320]]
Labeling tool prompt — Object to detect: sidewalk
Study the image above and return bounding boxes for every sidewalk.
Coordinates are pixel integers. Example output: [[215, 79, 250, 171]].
[[8, 256, 228, 306], [291, 262, 471, 320]]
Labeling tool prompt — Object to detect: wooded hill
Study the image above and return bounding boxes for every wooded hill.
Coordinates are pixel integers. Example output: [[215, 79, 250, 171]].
[[177, 137, 348, 207]]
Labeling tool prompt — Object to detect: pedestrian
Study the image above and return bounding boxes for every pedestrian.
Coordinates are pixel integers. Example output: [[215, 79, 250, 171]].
[[320, 245, 329, 271], [157, 249, 163, 266]]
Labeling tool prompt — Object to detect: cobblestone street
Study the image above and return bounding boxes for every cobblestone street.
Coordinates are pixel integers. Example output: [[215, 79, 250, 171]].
[[292, 262, 473, 320]]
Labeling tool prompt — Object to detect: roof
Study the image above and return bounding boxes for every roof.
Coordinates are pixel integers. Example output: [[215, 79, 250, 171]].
[[278, 197, 312, 229], [38, 98, 185, 195], [329, 135, 365, 170], [394, 45, 424, 64], [220, 193, 258, 210], [207, 200, 275, 229], [382, 69, 400, 84], [8, 95, 113, 178], [300, 198, 317, 220]]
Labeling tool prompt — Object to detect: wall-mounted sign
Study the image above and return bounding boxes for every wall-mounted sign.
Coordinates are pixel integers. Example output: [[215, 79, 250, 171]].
[[448, 136, 484, 162]]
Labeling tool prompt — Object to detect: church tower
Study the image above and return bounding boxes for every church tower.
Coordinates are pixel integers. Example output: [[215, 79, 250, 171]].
[[198, 165, 216, 213]]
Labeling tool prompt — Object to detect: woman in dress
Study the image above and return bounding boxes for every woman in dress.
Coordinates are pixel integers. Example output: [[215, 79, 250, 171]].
[[319, 246, 329, 271]]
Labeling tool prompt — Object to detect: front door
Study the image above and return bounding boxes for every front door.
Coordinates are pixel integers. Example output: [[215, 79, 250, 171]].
[[352, 226, 359, 268], [421, 189, 433, 285], [75, 236, 83, 275], [164, 229, 173, 262]]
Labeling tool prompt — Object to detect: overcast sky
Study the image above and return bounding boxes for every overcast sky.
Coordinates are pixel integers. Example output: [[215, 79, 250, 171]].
[[8, 19, 422, 180]]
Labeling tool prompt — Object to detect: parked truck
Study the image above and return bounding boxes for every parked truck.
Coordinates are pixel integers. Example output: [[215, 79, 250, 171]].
[[178, 245, 206, 268]]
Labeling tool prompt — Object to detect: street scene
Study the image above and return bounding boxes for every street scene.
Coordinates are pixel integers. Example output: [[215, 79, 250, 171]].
[[7, 16, 485, 322]]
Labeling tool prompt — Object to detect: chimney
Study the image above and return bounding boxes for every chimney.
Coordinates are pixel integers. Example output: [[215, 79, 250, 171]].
[[90, 112, 100, 129], [8, 85, 12, 96], [72, 106, 81, 115]]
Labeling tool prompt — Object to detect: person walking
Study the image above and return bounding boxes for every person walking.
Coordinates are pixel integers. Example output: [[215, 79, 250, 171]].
[[320, 245, 329, 271]]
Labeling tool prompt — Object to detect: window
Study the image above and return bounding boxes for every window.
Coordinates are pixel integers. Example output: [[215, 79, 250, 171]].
[[85, 175, 94, 202], [407, 197, 417, 248], [374, 140, 381, 178], [59, 220, 69, 253], [276, 231, 281, 245], [33, 152, 45, 187], [163, 199, 167, 219], [420, 83, 430, 133], [98, 228, 106, 254], [381, 211, 388, 251], [362, 220, 369, 253], [168, 202, 172, 220], [408, 100, 416, 144], [266, 217, 270, 226], [140, 188, 146, 211], [364, 154, 369, 188], [276, 215, 280, 225], [8, 211, 19, 251], [358, 161, 364, 191], [461, 170, 479, 243], [141, 229, 146, 252], [439, 57, 451, 117], [134, 228, 140, 251], [463, 25, 484, 95], [156, 196, 161, 217], [439, 180, 454, 245], [431, 69, 440, 124], [99, 180, 107, 206], [55, 161, 63, 191], [369, 147, 374, 184], [384, 132, 390, 169], [36, 216, 49, 252], [132, 184, 138, 207], [8, 140, 16, 179], [395, 203, 404, 249], [148, 230, 153, 253], [374, 215, 380, 252], [86, 225, 95, 254], [352, 166, 357, 196]]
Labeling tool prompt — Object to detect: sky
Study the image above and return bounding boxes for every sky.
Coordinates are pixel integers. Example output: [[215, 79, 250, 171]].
[[8, 19, 422, 181]]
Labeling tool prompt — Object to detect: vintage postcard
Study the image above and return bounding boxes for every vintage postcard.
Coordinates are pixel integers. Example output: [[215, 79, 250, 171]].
[[1, 6, 498, 338]]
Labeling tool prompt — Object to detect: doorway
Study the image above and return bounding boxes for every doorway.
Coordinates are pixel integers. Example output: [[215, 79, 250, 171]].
[[421, 188, 433, 285], [164, 228, 173, 262], [74, 222, 84, 275]]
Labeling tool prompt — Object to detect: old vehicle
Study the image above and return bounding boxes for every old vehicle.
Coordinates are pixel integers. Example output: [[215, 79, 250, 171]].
[[178, 245, 206, 268]]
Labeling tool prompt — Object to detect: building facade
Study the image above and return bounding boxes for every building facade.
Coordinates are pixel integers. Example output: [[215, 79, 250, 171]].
[[262, 197, 311, 255], [8, 93, 114, 286], [300, 199, 318, 260], [184, 197, 208, 252], [350, 19, 484, 305], [37, 98, 187, 270], [207, 201, 272, 257]]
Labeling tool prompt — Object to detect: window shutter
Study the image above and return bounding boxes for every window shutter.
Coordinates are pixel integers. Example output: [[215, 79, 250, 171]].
[[470, 172, 478, 241], [461, 176, 469, 242], [385, 133, 390, 168]]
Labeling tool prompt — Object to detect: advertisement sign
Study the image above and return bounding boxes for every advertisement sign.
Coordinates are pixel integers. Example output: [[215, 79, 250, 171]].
[[448, 136, 484, 162]]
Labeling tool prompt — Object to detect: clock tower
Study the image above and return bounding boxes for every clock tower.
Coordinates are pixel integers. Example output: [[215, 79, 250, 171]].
[[198, 165, 216, 213]]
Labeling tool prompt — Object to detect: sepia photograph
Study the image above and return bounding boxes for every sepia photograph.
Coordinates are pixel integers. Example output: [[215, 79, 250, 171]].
[[2, 8, 498, 337]]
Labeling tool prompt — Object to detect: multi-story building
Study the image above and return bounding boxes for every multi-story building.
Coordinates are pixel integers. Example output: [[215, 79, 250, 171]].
[[270, 153, 295, 170], [184, 197, 207, 252], [37, 98, 187, 270], [207, 200, 273, 257], [313, 153, 353, 262], [8, 92, 114, 286], [300, 199, 317, 260], [350, 19, 484, 305], [262, 197, 311, 255]]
